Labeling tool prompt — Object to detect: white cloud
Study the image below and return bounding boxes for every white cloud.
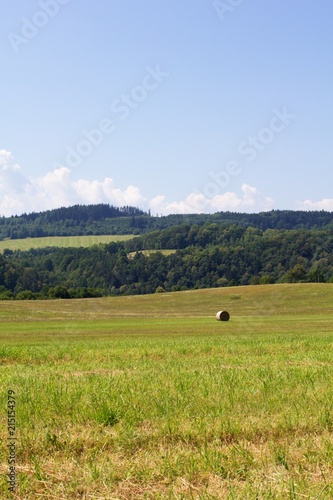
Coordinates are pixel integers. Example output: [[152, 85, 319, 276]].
[[0, 150, 275, 216], [150, 184, 275, 215], [295, 198, 333, 211], [0, 149, 28, 192], [0, 149, 23, 170], [0, 151, 148, 216]]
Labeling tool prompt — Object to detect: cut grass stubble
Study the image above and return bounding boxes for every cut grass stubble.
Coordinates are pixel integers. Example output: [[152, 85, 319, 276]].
[[1, 284, 333, 498]]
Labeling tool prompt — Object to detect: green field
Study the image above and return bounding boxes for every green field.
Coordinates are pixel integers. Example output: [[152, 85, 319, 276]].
[[128, 249, 177, 258], [1, 284, 333, 498], [0, 235, 136, 252]]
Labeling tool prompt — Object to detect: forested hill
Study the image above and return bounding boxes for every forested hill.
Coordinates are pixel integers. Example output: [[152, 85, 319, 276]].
[[1, 224, 333, 299], [0, 204, 147, 239], [1, 205, 333, 239]]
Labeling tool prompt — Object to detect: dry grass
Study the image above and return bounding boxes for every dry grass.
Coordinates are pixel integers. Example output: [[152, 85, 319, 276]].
[[1, 284, 333, 498]]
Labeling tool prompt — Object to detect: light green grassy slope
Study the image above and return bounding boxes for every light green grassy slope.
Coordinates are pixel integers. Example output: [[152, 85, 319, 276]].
[[1, 284, 333, 499], [0, 234, 136, 252]]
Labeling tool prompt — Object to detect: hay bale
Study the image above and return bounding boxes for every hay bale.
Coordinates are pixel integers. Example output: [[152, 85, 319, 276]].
[[216, 310, 230, 321]]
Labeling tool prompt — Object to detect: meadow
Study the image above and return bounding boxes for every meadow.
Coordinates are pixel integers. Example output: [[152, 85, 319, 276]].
[[0, 235, 136, 253], [1, 283, 333, 499], [127, 249, 177, 258]]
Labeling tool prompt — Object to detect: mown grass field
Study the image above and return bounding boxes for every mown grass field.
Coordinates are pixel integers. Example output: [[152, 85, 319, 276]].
[[128, 249, 177, 259], [0, 235, 136, 253], [1, 283, 333, 499]]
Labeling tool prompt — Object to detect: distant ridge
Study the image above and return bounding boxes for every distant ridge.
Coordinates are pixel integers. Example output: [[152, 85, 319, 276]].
[[1, 208, 333, 299], [4, 204, 147, 222], [0, 205, 333, 240]]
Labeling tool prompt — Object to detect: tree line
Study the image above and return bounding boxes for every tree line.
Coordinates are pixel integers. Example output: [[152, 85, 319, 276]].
[[1, 224, 333, 299], [0, 204, 148, 239], [1, 205, 333, 240]]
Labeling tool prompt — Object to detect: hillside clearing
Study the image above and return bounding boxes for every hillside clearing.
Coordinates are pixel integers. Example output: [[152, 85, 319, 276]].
[[0, 235, 136, 252], [128, 249, 177, 258]]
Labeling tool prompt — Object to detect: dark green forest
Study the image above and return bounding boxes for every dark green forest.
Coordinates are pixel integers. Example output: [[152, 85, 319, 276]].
[[1, 204, 333, 239], [0, 204, 147, 238], [1, 218, 333, 299]]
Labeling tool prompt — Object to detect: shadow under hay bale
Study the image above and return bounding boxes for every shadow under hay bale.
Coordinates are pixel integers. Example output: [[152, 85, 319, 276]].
[[216, 310, 230, 321]]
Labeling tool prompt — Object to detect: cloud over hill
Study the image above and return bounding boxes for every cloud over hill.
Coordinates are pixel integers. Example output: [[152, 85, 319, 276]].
[[1, 149, 331, 217]]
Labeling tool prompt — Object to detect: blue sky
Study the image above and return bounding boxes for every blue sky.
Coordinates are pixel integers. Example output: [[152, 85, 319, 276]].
[[1, 0, 332, 216]]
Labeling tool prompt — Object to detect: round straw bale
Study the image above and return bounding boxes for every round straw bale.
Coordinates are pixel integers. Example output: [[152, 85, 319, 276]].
[[216, 310, 230, 321]]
